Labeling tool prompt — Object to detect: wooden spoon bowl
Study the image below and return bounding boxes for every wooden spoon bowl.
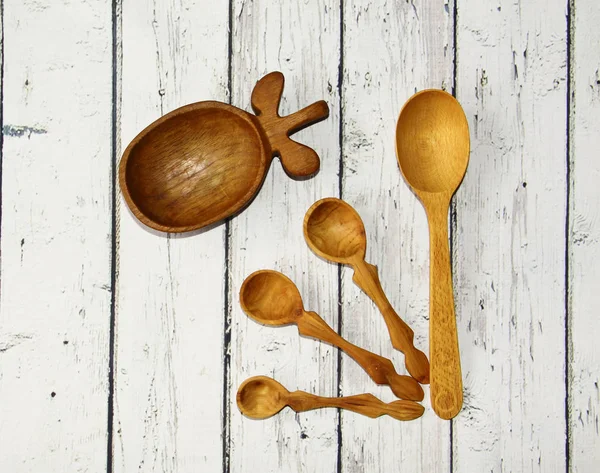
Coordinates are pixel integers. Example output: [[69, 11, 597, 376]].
[[396, 90, 469, 194], [119, 71, 329, 233], [239, 269, 302, 326], [303, 197, 366, 262], [237, 376, 287, 419]]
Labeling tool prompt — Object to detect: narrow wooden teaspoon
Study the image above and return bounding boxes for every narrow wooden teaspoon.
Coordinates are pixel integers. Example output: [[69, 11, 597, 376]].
[[395, 89, 470, 420], [240, 270, 424, 401], [237, 376, 424, 421], [304, 197, 430, 384]]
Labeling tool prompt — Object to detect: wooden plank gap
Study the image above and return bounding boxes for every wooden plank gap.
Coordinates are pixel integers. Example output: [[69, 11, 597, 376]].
[[450, 1, 458, 471], [336, 2, 345, 473], [222, 219, 232, 473], [222, 218, 232, 473], [107, 1, 123, 473], [452, 0, 458, 96], [565, 1, 574, 472], [0, 0, 4, 257], [221, 2, 235, 473]]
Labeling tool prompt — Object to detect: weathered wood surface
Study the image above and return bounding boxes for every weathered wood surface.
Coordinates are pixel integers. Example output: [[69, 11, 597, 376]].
[[114, 1, 229, 471], [340, 1, 453, 472], [569, 0, 600, 471], [227, 1, 341, 471], [0, 0, 113, 471], [0, 0, 597, 472], [454, 1, 568, 471]]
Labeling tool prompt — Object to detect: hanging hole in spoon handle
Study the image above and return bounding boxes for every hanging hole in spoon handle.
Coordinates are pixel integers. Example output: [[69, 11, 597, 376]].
[[423, 193, 463, 420], [251, 71, 329, 178]]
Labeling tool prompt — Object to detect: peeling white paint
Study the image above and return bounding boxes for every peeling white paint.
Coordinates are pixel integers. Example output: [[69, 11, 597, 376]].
[[0, 0, 113, 471], [0, 0, 597, 472]]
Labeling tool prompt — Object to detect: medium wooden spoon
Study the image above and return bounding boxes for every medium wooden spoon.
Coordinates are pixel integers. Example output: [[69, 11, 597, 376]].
[[237, 375, 424, 421], [395, 89, 470, 420], [304, 197, 430, 384], [240, 270, 424, 401]]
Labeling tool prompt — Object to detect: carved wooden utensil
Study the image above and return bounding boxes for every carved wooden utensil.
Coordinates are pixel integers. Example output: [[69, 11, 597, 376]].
[[119, 71, 329, 233], [304, 197, 430, 384], [239, 270, 424, 401], [395, 89, 470, 420], [237, 375, 424, 421]]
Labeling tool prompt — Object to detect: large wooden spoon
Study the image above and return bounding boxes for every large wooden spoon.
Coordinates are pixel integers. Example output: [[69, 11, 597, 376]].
[[303, 197, 430, 384], [240, 270, 424, 401], [395, 89, 470, 420], [237, 375, 424, 421]]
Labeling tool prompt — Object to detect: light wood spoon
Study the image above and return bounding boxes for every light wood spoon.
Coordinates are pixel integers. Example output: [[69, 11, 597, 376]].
[[237, 375, 424, 421], [303, 197, 430, 384], [240, 270, 424, 401], [395, 89, 470, 420]]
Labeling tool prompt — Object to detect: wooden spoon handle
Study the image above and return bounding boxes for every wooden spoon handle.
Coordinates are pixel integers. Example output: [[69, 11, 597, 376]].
[[426, 200, 463, 419], [250, 71, 329, 178], [351, 259, 430, 384], [297, 311, 424, 401], [286, 391, 424, 421]]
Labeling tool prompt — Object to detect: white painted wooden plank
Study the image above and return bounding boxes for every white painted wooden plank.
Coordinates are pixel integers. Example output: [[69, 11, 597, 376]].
[[569, 0, 600, 470], [114, 1, 228, 471], [340, 1, 453, 472], [228, 1, 341, 471], [453, 1, 568, 471], [0, 1, 112, 471]]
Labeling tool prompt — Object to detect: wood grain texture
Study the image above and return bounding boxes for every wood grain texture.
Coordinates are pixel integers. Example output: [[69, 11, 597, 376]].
[[251, 71, 330, 177], [453, 0, 568, 471], [0, 0, 112, 471], [113, 1, 228, 471], [568, 0, 600, 470], [118, 71, 329, 233], [396, 89, 471, 418], [228, 1, 341, 471], [341, 1, 454, 472]]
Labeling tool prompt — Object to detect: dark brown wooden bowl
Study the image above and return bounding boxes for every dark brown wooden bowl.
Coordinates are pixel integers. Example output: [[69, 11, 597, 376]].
[[119, 71, 329, 233]]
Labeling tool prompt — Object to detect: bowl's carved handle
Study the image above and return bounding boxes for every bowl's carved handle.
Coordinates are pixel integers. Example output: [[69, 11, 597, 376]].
[[251, 71, 329, 178]]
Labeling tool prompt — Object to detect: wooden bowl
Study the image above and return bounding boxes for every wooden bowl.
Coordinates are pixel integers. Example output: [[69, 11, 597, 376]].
[[119, 71, 329, 233]]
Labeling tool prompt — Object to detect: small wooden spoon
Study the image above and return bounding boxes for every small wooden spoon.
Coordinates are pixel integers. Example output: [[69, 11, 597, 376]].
[[240, 270, 424, 401], [237, 375, 424, 421], [304, 197, 430, 384], [395, 89, 470, 420]]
